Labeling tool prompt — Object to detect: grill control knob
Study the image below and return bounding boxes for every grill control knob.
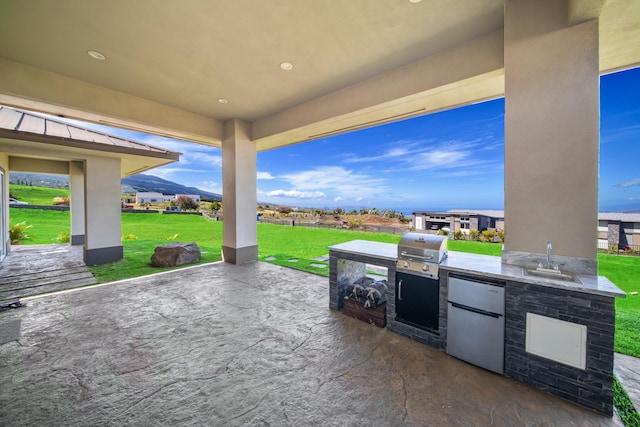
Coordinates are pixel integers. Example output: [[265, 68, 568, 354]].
[[422, 264, 430, 272], [403, 261, 410, 268]]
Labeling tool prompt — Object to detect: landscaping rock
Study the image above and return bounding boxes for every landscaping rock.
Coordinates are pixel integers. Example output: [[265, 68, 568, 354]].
[[151, 242, 201, 267]]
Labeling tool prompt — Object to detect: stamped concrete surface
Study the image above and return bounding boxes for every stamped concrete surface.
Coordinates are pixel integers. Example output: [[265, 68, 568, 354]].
[[0, 262, 623, 426], [0, 244, 96, 300]]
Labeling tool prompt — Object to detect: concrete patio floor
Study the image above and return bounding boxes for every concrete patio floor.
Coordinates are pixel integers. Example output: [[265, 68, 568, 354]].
[[0, 261, 627, 426]]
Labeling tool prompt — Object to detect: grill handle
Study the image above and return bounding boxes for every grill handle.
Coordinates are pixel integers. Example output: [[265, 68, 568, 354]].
[[398, 280, 403, 301], [400, 251, 434, 261]]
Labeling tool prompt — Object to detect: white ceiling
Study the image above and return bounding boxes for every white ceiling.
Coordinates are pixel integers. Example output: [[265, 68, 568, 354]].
[[0, 0, 638, 150]]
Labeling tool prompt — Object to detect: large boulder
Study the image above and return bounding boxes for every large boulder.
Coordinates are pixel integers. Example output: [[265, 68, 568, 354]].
[[151, 242, 201, 267]]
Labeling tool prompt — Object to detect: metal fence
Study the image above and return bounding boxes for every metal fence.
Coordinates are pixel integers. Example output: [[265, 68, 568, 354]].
[[598, 241, 640, 256]]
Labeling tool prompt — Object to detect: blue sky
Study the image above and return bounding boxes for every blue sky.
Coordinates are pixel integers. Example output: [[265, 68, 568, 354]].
[[66, 66, 639, 213]]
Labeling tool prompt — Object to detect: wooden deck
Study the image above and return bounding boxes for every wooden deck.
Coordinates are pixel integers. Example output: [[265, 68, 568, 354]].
[[0, 245, 96, 301]]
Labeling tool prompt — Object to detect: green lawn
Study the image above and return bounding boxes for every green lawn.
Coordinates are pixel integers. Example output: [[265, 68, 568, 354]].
[[8, 207, 640, 358], [10, 184, 69, 205]]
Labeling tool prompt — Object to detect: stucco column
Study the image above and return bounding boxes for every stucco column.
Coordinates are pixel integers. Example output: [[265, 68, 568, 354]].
[[503, 0, 599, 275], [69, 161, 85, 245], [221, 119, 258, 264], [83, 156, 123, 265]]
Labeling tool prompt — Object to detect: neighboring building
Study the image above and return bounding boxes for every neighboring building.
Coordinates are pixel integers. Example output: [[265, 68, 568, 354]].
[[414, 209, 640, 250], [598, 213, 640, 250], [135, 192, 174, 204], [412, 210, 505, 234], [135, 192, 201, 204]]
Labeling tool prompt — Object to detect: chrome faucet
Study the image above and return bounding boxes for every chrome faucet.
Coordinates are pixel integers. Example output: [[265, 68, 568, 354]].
[[546, 241, 552, 268]]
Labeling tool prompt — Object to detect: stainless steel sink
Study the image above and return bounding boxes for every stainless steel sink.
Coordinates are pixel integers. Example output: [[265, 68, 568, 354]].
[[523, 267, 580, 283]]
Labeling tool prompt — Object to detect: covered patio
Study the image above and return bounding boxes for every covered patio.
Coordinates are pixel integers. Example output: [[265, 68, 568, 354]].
[[1, 1, 639, 423], [0, 261, 626, 426]]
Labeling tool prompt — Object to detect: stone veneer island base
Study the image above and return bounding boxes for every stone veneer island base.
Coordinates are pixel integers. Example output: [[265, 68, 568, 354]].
[[329, 240, 625, 416]]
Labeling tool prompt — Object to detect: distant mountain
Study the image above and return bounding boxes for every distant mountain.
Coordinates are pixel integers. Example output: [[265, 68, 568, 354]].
[[122, 174, 222, 201], [9, 172, 69, 189], [10, 171, 221, 201]]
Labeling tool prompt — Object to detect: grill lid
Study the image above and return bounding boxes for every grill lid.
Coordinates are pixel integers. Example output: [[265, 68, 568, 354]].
[[398, 233, 448, 264]]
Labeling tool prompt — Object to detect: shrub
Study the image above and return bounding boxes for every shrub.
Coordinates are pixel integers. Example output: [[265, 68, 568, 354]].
[[469, 229, 480, 241], [437, 228, 449, 236], [454, 230, 465, 240], [347, 219, 363, 229], [482, 230, 495, 242], [53, 196, 70, 206], [56, 232, 70, 243], [209, 201, 221, 211], [175, 195, 199, 211], [9, 222, 31, 244], [496, 230, 505, 243]]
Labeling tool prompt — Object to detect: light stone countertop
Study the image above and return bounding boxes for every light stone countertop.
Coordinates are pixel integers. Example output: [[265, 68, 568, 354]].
[[329, 240, 397, 261], [328, 240, 626, 298]]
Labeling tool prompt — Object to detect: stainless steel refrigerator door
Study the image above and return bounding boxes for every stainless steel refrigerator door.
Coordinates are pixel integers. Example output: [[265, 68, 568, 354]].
[[446, 302, 504, 374]]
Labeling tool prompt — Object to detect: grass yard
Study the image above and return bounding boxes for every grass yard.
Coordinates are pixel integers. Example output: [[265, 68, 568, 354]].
[[10, 184, 69, 205], [8, 208, 640, 358]]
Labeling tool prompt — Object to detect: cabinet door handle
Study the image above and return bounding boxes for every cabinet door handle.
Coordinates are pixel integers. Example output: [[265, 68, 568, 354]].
[[398, 280, 403, 301]]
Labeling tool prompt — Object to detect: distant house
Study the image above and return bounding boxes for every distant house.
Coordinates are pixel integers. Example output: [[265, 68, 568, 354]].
[[413, 209, 640, 249], [135, 192, 201, 204], [598, 212, 640, 250], [135, 192, 174, 204], [412, 210, 505, 234]]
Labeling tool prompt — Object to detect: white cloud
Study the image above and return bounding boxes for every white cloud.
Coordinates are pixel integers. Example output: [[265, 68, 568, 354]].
[[342, 139, 499, 175], [343, 145, 414, 163], [617, 178, 640, 188], [186, 151, 222, 166], [199, 181, 221, 193], [279, 166, 389, 200], [334, 196, 343, 202], [257, 171, 275, 180], [151, 167, 211, 180], [267, 189, 326, 199]]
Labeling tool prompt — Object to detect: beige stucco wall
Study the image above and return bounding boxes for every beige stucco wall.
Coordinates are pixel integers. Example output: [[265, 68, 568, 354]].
[[69, 161, 85, 244], [222, 120, 258, 263], [9, 157, 69, 175], [84, 156, 122, 251], [504, 0, 599, 262]]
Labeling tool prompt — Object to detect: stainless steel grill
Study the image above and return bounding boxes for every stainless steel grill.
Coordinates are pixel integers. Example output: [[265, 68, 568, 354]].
[[397, 233, 448, 279]]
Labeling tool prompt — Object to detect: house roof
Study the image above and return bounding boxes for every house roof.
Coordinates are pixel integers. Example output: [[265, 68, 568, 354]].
[[0, 105, 180, 176], [449, 209, 506, 218], [0, 1, 638, 150], [415, 210, 640, 223], [598, 212, 640, 222]]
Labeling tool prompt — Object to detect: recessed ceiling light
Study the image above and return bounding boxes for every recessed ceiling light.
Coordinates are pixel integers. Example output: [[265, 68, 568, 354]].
[[409, 0, 422, 3], [280, 62, 293, 71], [218, 98, 228, 104], [87, 50, 106, 60]]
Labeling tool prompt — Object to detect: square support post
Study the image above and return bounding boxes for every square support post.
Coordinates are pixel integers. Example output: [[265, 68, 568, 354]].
[[221, 119, 258, 264], [83, 156, 123, 265], [69, 160, 85, 245], [503, 0, 599, 274]]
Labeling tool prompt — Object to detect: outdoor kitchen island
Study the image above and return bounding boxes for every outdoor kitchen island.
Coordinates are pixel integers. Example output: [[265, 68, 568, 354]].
[[328, 240, 625, 415]]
